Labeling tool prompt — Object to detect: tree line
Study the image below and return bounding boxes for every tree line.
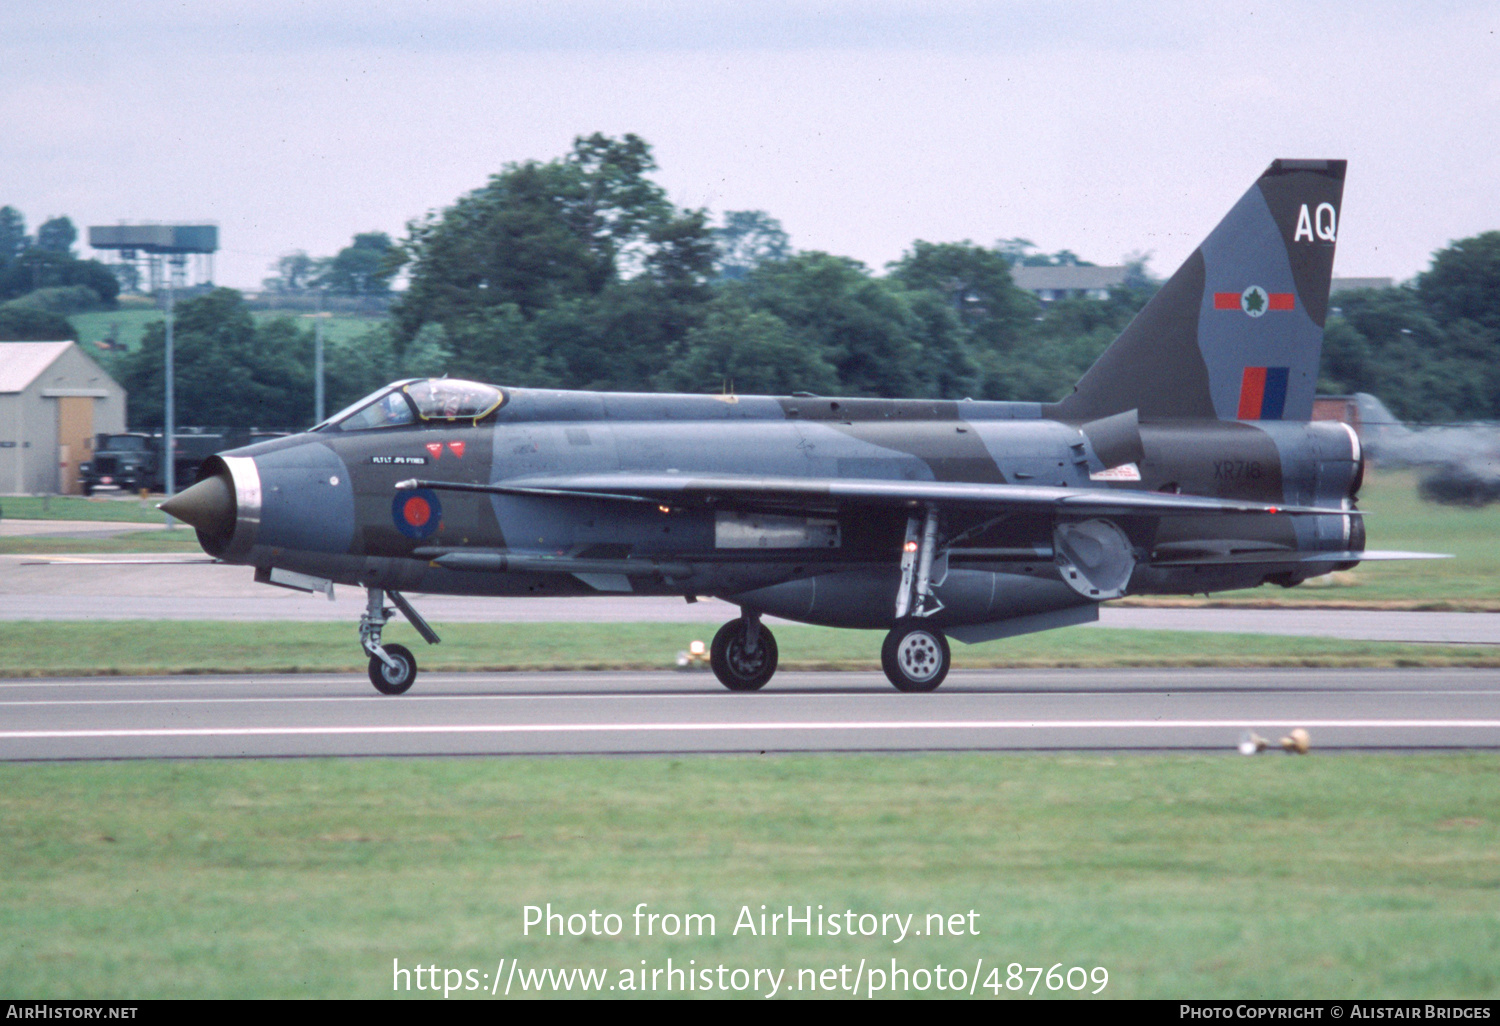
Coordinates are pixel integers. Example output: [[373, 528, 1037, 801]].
[[9, 135, 1499, 431], [1319, 232, 1500, 423], [383, 133, 1154, 405], [110, 133, 1157, 430], [0, 208, 120, 341]]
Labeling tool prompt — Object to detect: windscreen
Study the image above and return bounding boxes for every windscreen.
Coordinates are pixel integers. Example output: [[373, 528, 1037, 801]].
[[328, 386, 417, 431]]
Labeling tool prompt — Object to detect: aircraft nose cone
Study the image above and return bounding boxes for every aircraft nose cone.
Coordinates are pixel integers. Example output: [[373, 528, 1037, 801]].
[[159, 473, 235, 535]]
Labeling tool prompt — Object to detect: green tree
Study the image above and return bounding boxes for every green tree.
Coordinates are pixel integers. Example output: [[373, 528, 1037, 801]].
[[394, 134, 716, 390], [888, 240, 1034, 353], [116, 289, 313, 430], [0, 304, 73, 340], [322, 325, 398, 414], [714, 210, 790, 280], [0, 207, 26, 267], [397, 134, 674, 338], [262, 251, 318, 294], [1, 285, 103, 315], [34, 216, 77, 256], [316, 232, 399, 295], [1418, 231, 1500, 333], [109, 261, 141, 295], [1321, 286, 1495, 422], [0, 250, 119, 304], [740, 253, 930, 398], [657, 295, 838, 395]]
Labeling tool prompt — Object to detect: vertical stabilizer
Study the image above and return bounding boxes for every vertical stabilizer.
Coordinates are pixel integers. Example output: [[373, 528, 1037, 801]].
[[1047, 159, 1345, 422]]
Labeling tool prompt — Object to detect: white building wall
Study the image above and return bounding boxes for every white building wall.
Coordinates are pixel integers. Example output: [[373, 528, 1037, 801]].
[[1, 343, 128, 495], [20, 380, 59, 493], [0, 394, 24, 495]]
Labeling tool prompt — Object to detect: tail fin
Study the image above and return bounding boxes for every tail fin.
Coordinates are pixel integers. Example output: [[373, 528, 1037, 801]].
[[1047, 159, 1346, 422]]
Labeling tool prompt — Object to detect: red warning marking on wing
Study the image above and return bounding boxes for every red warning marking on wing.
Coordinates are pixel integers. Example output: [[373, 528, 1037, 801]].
[[447, 441, 466, 458], [425, 442, 443, 459]]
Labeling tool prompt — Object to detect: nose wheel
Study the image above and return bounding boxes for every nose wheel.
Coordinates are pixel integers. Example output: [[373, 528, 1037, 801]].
[[882, 621, 951, 692], [711, 614, 779, 691], [359, 587, 440, 695], [368, 643, 417, 695]]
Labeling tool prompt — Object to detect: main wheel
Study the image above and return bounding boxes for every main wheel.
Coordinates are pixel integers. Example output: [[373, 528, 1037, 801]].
[[710, 619, 779, 691], [368, 642, 417, 695], [881, 622, 950, 692]]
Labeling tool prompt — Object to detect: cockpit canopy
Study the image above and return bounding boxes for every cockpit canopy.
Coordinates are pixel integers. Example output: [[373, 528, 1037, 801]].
[[321, 379, 505, 432]]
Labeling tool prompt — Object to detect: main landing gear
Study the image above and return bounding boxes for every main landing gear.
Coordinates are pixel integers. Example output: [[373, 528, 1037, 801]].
[[882, 620, 951, 692], [880, 505, 952, 692], [360, 586, 441, 695], [710, 611, 779, 691], [713, 507, 958, 694]]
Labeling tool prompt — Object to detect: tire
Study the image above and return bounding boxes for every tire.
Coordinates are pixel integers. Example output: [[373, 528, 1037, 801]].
[[368, 642, 417, 695], [710, 619, 779, 692], [881, 622, 950, 692]]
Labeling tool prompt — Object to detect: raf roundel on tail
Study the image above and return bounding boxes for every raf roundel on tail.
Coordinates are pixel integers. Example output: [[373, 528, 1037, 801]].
[[159, 159, 1442, 695]]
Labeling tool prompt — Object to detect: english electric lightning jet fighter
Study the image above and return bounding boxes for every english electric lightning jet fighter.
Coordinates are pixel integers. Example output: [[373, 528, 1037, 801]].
[[164, 159, 1412, 695]]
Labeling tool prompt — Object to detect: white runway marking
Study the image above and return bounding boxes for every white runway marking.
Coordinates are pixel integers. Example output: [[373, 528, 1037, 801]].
[[5, 689, 1500, 707], [5, 719, 1500, 740]]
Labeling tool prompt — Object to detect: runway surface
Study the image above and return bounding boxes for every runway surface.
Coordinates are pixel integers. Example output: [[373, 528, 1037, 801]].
[[3, 667, 1498, 760], [2, 554, 1497, 643]]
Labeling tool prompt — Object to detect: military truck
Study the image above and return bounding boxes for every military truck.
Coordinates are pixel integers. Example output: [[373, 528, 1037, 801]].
[[80, 428, 289, 495], [80, 433, 161, 495]]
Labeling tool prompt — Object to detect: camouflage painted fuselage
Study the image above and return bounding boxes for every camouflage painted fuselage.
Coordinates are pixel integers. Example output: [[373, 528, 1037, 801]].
[[200, 387, 1360, 632], [174, 159, 1368, 644]]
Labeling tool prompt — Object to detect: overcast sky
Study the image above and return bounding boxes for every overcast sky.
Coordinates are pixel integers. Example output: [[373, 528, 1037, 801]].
[[3, 1, 1496, 289]]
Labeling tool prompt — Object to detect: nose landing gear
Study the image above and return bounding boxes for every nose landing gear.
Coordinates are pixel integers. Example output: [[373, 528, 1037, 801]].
[[369, 642, 418, 695], [360, 586, 440, 695]]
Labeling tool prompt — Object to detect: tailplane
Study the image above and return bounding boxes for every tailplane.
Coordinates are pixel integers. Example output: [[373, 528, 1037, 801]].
[[1047, 159, 1346, 422]]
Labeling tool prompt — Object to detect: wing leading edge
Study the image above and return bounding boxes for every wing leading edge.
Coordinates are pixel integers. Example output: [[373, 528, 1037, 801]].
[[394, 473, 1355, 517]]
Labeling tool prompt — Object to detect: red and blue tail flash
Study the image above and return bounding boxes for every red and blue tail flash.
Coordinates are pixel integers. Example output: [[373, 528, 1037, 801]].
[[1237, 366, 1289, 420]]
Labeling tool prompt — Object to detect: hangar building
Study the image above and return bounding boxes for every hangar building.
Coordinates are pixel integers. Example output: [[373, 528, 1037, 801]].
[[0, 341, 127, 495]]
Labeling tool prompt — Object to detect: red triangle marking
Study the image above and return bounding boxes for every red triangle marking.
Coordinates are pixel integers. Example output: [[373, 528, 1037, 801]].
[[448, 441, 466, 458], [425, 442, 443, 459]]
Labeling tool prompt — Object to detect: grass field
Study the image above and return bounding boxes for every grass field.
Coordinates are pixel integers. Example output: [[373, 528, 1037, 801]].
[[255, 310, 385, 345], [1, 621, 1496, 677], [67, 306, 162, 352], [0, 529, 201, 554], [68, 307, 384, 352], [1, 754, 1495, 998], [3, 475, 1494, 1000], [1, 494, 167, 522]]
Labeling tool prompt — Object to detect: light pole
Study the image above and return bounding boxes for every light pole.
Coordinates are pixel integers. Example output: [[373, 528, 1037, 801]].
[[303, 297, 332, 426], [162, 256, 177, 528]]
